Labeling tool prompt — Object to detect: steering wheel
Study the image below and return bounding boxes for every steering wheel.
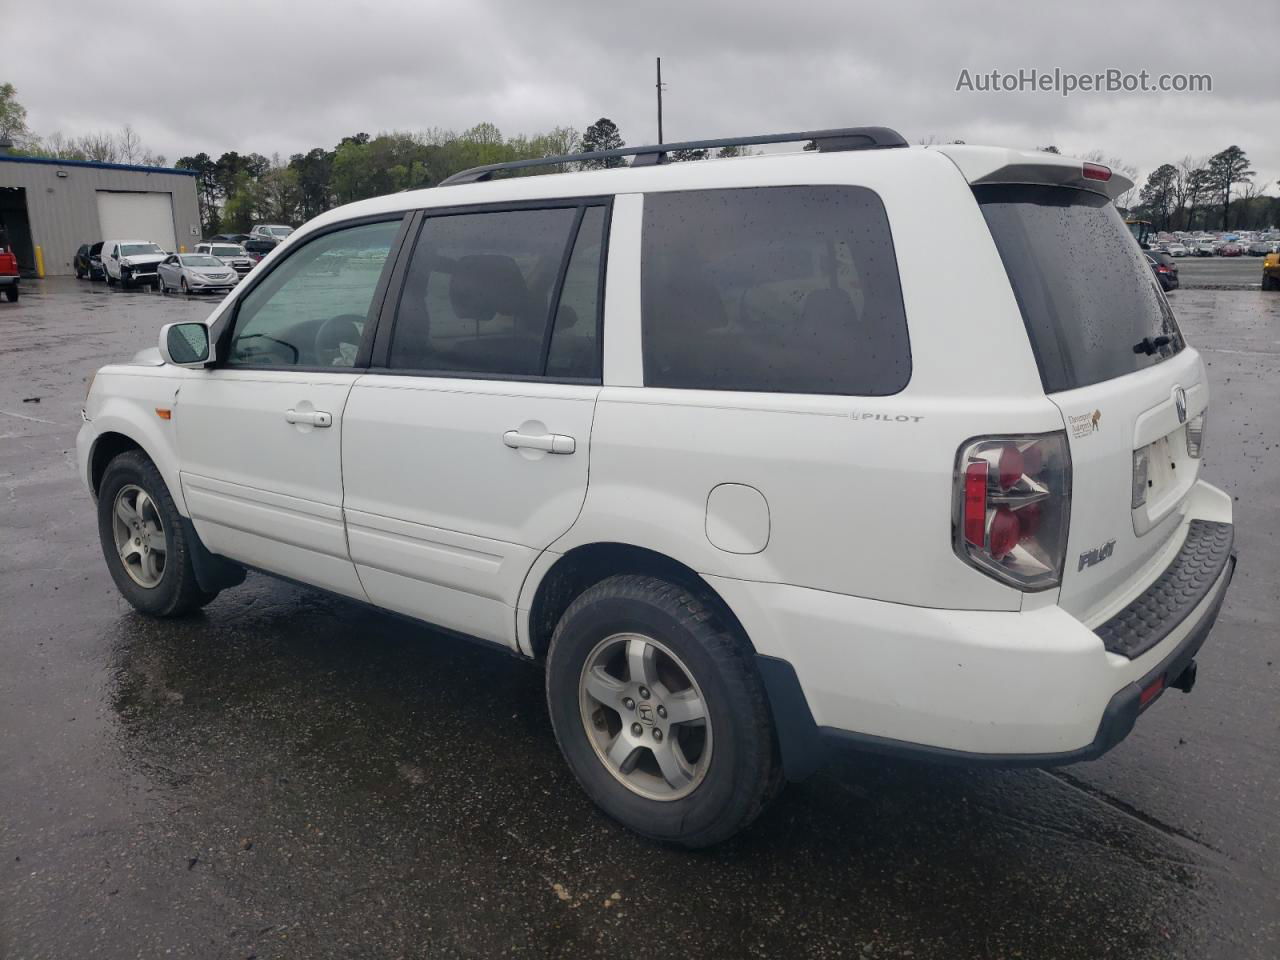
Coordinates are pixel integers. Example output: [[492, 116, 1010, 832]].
[[314, 314, 364, 366]]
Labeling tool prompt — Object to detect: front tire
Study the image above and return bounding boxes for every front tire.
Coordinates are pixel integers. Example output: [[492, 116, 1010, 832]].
[[546, 574, 781, 847], [97, 451, 218, 617]]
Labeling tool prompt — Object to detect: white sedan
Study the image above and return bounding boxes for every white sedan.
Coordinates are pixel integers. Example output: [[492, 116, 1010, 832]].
[[156, 253, 240, 295]]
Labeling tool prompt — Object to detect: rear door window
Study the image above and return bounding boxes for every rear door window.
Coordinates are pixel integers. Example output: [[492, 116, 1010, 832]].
[[640, 186, 911, 395], [389, 202, 607, 379], [975, 184, 1184, 393]]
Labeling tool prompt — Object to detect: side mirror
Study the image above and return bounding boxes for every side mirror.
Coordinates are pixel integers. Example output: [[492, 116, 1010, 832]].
[[159, 322, 213, 367]]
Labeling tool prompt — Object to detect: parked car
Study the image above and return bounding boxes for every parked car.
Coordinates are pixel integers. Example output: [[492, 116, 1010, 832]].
[[76, 133, 1235, 847], [1217, 242, 1243, 257], [241, 237, 276, 263], [102, 240, 167, 289], [74, 243, 106, 280], [1146, 252, 1179, 292], [156, 253, 239, 295], [1246, 241, 1272, 256], [249, 223, 294, 245], [1165, 242, 1188, 257], [195, 242, 254, 279], [0, 241, 18, 301], [1262, 252, 1280, 291], [208, 233, 250, 245], [1193, 239, 1217, 256]]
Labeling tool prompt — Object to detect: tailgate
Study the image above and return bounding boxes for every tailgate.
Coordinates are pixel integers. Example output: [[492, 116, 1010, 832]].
[[1047, 350, 1207, 621], [974, 181, 1207, 623]]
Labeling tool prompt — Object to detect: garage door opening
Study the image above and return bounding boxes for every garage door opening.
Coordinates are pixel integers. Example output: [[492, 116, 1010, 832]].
[[96, 191, 177, 253], [0, 186, 35, 276]]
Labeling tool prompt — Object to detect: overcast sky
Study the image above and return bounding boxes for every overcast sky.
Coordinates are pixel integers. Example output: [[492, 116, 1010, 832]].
[[8, 1, 1279, 192]]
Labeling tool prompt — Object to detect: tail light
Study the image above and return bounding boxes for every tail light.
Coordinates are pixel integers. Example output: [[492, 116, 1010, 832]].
[[954, 433, 1071, 590], [1082, 162, 1112, 182], [1185, 410, 1206, 458]]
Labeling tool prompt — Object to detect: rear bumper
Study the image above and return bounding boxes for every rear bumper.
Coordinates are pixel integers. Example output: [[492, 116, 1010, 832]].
[[0, 275, 17, 286], [710, 481, 1236, 779]]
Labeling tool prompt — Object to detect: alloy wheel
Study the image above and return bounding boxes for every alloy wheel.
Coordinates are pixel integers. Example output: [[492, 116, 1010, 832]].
[[578, 632, 712, 801], [111, 484, 167, 588]]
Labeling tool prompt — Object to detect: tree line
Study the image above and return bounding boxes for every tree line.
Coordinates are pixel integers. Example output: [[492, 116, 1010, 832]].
[[1131, 146, 1272, 232], [2, 81, 1274, 236]]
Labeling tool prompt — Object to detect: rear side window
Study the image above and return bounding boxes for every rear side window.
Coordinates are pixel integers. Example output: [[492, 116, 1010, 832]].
[[641, 186, 910, 395], [390, 203, 606, 379], [975, 184, 1184, 393]]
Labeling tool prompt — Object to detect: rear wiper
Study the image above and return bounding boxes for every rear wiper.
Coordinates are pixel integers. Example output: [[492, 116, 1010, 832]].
[[1132, 335, 1172, 355]]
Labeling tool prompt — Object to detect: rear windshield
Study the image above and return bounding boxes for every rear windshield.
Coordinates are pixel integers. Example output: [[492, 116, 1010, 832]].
[[975, 184, 1184, 393]]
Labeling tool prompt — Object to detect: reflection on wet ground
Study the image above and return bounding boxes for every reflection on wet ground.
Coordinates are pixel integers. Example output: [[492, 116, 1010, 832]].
[[1, 279, 1277, 958]]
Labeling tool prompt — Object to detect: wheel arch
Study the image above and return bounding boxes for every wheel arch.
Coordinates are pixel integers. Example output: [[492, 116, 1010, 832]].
[[522, 541, 755, 662], [88, 430, 146, 496]]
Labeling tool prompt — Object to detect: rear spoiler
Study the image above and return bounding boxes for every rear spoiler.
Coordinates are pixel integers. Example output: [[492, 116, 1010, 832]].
[[936, 145, 1134, 202]]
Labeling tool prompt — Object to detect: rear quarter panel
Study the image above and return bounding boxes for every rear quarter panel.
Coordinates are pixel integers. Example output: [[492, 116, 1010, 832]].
[[555, 150, 1068, 612]]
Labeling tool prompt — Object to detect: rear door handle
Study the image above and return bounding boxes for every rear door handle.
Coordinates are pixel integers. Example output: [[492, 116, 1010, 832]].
[[503, 430, 575, 454], [286, 409, 332, 427]]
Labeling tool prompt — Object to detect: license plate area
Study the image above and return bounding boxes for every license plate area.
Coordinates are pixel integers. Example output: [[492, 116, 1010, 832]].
[[1132, 427, 1196, 536]]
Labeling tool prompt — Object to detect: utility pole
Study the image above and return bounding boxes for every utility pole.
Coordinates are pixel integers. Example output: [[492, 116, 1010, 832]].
[[655, 57, 665, 144]]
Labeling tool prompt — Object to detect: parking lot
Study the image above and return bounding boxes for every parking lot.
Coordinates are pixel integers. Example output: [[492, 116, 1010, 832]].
[[1, 278, 1278, 959], [1175, 255, 1270, 288]]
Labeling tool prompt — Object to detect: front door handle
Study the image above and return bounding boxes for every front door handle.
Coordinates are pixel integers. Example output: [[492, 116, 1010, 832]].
[[286, 409, 332, 427], [503, 430, 575, 455]]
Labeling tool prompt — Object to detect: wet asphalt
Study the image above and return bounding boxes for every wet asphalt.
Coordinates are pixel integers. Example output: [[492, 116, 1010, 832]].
[[1, 278, 1277, 959]]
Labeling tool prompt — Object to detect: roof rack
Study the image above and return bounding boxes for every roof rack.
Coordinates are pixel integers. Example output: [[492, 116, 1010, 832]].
[[438, 125, 908, 186]]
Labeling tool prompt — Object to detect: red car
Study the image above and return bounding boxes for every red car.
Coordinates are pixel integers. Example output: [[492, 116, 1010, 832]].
[[1218, 242, 1244, 257], [0, 243, 19, 302]]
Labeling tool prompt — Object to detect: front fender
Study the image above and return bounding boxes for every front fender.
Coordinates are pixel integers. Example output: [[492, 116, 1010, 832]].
[[81, 374, 187, 514]]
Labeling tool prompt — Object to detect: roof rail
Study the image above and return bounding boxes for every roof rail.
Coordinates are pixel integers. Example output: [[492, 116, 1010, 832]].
[[438, 126, 908, 186]]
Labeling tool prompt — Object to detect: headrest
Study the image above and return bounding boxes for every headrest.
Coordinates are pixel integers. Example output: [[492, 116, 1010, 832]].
[[449, 254, 529, 322], [801, 287, 858, 331], [555, 304, 579, 331]]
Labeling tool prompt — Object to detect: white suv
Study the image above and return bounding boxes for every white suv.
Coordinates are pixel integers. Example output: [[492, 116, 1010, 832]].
[[77, 128, 1235, 847]]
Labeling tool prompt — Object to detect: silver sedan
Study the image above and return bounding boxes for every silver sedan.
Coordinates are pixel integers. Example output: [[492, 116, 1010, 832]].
[[156, 253, 240, 295]]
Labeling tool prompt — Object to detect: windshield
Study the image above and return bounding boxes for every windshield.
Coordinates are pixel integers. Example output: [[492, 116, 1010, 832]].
[[120, 243, 164, 257], [211, 245, 242, 257], [269, 226, 293, 237], [181, 255, 224, 267], [975, 184, 1184, 393]]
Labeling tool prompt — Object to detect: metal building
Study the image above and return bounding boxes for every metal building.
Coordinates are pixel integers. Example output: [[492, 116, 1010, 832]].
[[0, 154, 201, 277]]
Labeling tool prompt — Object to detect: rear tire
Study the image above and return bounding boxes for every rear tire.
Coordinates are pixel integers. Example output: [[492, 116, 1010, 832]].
[[1263, 275, 1277, 291], [97, 451, 218, 617], [546, 574, 781, 848], [4, 285, 16, 302]]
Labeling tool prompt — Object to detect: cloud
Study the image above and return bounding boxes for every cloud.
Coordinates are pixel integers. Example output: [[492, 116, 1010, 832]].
[[7, 0, 1278, 189]]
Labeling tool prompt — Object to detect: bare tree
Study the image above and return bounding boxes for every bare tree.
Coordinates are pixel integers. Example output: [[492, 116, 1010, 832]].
[[1171, 156, 1200, 230], [75, 131, 120, 163], [117, 124, 143, 164]]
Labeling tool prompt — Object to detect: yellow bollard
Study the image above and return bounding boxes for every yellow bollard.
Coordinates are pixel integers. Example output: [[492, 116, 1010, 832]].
[[34, 245, 45, 278], [179, 244, 186, 253]]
